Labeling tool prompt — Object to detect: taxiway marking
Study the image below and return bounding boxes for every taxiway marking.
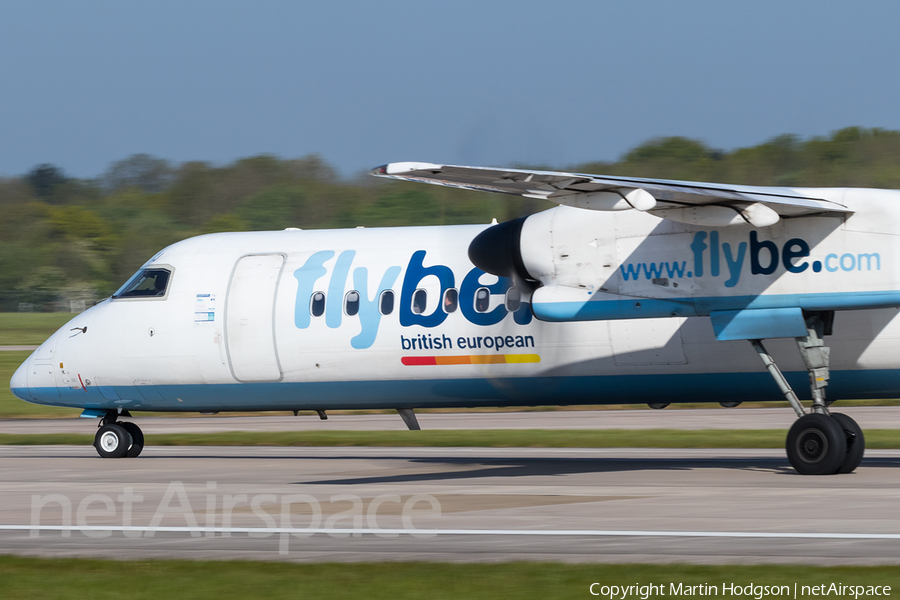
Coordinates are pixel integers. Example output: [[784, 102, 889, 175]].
[[3, 525, 900, 540]]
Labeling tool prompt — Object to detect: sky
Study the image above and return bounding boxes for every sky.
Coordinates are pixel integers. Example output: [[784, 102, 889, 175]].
[[2, 1, 900, 179]]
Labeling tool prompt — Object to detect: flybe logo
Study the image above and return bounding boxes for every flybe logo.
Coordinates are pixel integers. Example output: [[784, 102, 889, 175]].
[[620, 231, 881, 288], [292, 250, 532, 350]]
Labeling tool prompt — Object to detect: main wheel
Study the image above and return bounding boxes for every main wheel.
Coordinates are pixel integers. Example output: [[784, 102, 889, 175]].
[[94, 424, 133, 459], [786, 413, 847, 475], [830, 413, 865, 474], [120, 422, 145, 458]]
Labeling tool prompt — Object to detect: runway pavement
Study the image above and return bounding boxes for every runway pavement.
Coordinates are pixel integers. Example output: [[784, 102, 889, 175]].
[[3, 405, 900, 434], [1, 444, 899, 564]]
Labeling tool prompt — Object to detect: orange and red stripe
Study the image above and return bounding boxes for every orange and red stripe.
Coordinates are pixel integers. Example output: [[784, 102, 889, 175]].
[[401, 354, 540, 366]]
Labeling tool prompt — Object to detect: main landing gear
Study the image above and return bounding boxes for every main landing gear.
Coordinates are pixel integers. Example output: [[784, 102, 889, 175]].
[[93, 411, 144, 458], [750, 313, 864, 475]]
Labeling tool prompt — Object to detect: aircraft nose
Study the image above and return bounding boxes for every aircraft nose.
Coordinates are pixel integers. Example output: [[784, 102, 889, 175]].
[[10, 355, 33, 401]]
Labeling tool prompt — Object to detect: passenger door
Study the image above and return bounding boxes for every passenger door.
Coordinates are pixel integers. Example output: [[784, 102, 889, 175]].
[[225, 254, 286, 382]]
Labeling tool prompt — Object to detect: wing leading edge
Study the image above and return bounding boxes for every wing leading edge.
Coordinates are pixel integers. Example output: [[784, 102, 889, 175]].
[[372, 162, 852, 227]]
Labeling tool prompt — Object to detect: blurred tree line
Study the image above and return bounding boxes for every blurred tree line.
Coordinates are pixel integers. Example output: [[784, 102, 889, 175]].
[[3, 126, 900, 309]]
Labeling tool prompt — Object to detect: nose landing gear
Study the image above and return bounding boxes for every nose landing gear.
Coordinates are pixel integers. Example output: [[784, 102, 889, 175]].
[[93, 411, 144, 458], [750, 313, 865, 475]]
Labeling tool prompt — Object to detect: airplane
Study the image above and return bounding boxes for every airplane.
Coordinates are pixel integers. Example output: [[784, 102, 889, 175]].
[[10, 160, 899, 475]]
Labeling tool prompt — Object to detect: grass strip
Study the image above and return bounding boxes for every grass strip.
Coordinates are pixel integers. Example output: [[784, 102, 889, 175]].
[[0, 556, 898, 600], [0, 313, 72, 346], [0, 428, 898, 448]]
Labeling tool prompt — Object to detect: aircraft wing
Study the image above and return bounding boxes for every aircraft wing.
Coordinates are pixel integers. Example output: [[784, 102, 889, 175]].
[[372, 162, 853, 227]]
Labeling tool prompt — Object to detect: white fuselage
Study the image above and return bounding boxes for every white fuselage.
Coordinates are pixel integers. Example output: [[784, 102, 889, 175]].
[[11, 190, 900, 413]]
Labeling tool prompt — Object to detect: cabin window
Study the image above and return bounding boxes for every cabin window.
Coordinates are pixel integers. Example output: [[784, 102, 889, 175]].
[[379, 290, 394, 315], [113, 267, 172, 299], [310, 292, 326, 317], [474, 287, 490, 312], [412, 289, 427, 314], [506, 287, 521, 312], [443, 288, 458, 313], [344, 290, 360, 316]]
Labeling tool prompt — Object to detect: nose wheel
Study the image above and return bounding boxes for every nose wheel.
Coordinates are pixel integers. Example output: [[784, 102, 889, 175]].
[[93, 414, 144, 458], [120, 421, 145, 458]]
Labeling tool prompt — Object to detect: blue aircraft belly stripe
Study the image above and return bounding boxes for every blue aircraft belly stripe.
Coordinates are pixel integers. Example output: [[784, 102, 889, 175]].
[[15, 368, 900, 412], [533, 291, 900, 322]]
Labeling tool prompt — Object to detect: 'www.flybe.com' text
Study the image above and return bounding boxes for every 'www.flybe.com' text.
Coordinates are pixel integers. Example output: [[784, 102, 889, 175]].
[[619, 231, 880, 288]]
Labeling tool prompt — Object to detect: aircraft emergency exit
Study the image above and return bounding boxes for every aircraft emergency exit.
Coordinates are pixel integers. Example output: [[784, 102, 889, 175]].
[[11, 161, 900, 475]]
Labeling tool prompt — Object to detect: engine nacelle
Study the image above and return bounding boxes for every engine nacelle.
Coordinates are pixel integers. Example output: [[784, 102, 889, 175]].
[[468, 205, 697, 323], [469, 205, 620, 292]]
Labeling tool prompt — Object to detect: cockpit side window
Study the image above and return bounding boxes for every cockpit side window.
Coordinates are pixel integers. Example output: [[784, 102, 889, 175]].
[[113, 268, 173, 299]]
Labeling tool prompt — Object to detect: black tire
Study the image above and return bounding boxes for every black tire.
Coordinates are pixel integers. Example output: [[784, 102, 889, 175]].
[[786, 413, 847, 475], [830, 413, 865, 474], [120, 422, 145, 458], [93, 424, 133, 459]]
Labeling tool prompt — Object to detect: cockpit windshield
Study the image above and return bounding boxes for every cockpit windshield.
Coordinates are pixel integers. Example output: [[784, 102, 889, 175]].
[[112, 268, 172, 299]]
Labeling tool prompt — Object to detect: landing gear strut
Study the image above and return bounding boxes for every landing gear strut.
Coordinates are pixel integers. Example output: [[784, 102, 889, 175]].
[[750, 312, 864, 475], [93, 411, 144, 458]]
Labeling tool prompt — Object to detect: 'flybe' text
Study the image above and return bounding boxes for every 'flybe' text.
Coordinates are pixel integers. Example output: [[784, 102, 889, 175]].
[[620, 231, 880, 288], [293, 250, 532, 350]]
